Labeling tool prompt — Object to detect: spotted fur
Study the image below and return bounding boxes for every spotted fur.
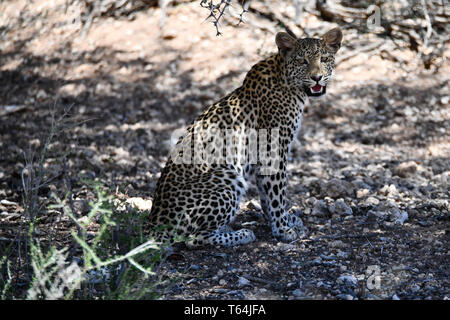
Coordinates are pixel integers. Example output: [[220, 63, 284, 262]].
[[148, 28, 343, 247]]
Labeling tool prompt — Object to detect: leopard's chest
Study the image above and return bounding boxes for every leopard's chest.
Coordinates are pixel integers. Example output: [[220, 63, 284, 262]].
[[288, 111, 303, 155], [283, 94, 305, 154]]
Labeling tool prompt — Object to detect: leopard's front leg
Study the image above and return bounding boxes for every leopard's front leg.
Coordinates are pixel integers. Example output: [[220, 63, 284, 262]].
[[256, 163, 305, 242]]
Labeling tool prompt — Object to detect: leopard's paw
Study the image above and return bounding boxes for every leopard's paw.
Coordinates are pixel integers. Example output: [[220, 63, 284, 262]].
[[272, 213, 308, 242]]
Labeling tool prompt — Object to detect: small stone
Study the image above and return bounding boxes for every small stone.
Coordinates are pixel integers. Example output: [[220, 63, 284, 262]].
[[330, 240, 347, 248], [312, 200, 328, 216], [1, 212, 20, 220], [392, 294, 400, 300], [434, 240, 443, 246], [320, 254, 337, 260], [336, 294, 354, 300], [325, 178, 354, 198], [219, 279, 226, 286], [393, 161, 417, 178], [213, 253, 227, 259], [352, 179, 372, 190], [277, 243, 297, 251], [126, 197, 153, 211], [307, 257, 323, 266], [0, 199, 17, 206], [1, 105, 26, 116], [162, 33, 177, 40], [337, 275, 358, 287], [329, 199, 353, 216], [362, 196, 380, 206], [379, 184, 399, 197], [357, 189, 370, 198], [306, 197, 317, 206], [394, 211, 408, 225], [237, 277, 251, 288], [424, 285, 435, 291], [59, 83, 87, 96], [213, 288, 228, 293], [292, 289, 303, 297], [372, 201, 409, 224], [36, 89, 47, 101], [226, 290, 245, 298], [78, 216, 90, 225], [287, 282, 296, 289]]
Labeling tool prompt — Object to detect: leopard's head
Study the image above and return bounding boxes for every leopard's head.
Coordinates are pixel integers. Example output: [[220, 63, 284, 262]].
[[276, 28, 343, 97]]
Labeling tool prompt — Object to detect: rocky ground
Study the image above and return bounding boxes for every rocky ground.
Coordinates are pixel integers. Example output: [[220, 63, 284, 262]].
[[0, 1, 449, 299]]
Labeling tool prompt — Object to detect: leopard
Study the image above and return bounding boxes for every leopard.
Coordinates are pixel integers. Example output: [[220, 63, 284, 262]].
[[148, 28, 343, 247]]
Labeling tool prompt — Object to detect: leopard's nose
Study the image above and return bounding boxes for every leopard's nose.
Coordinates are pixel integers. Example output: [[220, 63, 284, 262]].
[[311, 75, 323, 82]]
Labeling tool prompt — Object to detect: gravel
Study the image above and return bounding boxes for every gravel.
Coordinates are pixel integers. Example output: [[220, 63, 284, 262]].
[[0, 0, 448, 300]]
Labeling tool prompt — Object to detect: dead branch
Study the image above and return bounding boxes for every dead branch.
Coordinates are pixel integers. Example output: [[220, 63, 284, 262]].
[[336, 40, 385, 65], [312, 0, 449, 70], [247, 6, 302, 38], [200, 0, 250, 36]]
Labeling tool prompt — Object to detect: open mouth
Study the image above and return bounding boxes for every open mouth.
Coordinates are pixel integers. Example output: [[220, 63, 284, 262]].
[[306, 84, 326, 97]]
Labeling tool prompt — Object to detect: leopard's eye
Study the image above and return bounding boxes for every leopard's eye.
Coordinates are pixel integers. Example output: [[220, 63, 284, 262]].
[[298, 58, 308, 65], [321, 57, 330, 63]]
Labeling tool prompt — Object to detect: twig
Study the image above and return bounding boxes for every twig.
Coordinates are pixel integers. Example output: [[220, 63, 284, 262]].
[[62, 156, 83, 257], [200, 0, 232, 36], [248, 6, 299, 38], [236, 0, 249, 26], [80, 0, 100, 39], [420, 0, 433, 48], [0, 237, 23, 242], [300, 232, 382, 243], [364, 236, 374, 249], [159, 0, 169, 30], [336, 40, 385, 64]]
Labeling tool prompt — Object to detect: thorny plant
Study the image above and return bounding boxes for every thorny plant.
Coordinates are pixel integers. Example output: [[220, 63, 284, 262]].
[[3, 180, 171, 300], [37, 186, 166, 300], [1, 103, 175, 299], [2, 103, 75, 297], [200, 0, 250, 36], [21, 103, 73, 222]]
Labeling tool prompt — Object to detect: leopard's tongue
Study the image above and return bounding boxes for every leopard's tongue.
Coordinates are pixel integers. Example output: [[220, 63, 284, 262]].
[[311, 84, 322, 92]]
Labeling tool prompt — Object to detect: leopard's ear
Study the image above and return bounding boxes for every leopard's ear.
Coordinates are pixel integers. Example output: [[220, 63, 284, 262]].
[[276, 32, 297, 54], [323, 28, 343, 53]]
